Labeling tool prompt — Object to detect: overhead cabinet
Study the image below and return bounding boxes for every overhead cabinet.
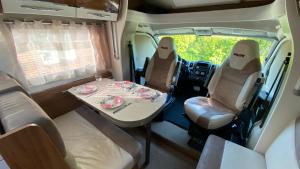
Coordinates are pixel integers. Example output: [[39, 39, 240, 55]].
[[1, 0, 76, 17], [0, 0, 120, 21], [76, 0, 119, 21]]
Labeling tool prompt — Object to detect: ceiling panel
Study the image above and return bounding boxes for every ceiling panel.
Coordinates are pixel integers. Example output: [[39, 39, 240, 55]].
[[172, 0, 240, 9]]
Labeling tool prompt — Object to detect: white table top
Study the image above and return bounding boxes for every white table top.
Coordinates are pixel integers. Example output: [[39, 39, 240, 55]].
[[68, 79, 167, 128]]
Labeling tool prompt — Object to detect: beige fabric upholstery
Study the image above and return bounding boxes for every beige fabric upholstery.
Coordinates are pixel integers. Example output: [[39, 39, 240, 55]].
[[197, 135, 266, 169], [220, 141, 266, 169], [54, 111, 135, 169], [265, 118, 300, 169], [184, 97, 236, 129], [196, 135, 225, 169], [75, 106, 142, 162], [209, 56, 261, 112], [196, 117, 300, 169], [145, 37, 177, 92], [185, 40, 261, 129], [0, 90, 140, 169], [228, 40, 260, 70], [0, 91, 66, 156], [0, 72, 27, 95]]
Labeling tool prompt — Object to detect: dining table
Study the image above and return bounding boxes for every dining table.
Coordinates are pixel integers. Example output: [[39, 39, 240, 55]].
[[68, 78, 168, 165]]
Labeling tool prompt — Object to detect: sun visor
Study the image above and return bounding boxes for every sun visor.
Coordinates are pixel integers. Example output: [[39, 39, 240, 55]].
[[154, 27, 277, 39]]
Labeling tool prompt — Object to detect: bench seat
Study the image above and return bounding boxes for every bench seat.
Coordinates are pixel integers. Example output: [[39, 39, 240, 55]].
[[0, 91, 141, 169], [54, 107, 141, 169], [197, 117, 300, 169], [197, 135, 266, 169]]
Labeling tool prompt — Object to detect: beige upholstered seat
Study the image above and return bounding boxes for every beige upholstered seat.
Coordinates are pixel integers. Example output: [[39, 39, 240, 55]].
[[185, 40, 261, 129], [0, 92, 141, 169], [0, 71, 27, 95], [54, 108, 140, 169], [196, 117, 300, 169], [145, 37, 179, 93]]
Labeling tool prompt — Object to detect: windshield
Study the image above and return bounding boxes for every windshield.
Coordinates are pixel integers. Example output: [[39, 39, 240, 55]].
[[159, 34, 275, 65]]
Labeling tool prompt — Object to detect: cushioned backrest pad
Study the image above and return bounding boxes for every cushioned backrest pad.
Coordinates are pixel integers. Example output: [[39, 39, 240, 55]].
[[229, 40, 260, 70], [210, 58, 261, 111], [0, 72, 26, 95], [208, 40, 261, 111], [0, 91, 66, 157], [145, 37, 177, 92]]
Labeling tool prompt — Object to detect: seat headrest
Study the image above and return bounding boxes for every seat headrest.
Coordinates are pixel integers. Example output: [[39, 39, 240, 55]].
[[158, 37, 176, 59], [229, 40, 260, 70]]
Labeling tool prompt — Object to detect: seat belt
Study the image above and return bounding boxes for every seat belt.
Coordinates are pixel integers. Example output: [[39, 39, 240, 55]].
[[237, 76, 264, 142], [142, 57, 150, 77], [170, 59, 182, 92], [128, 41, 136, 82], [259, 54, 291, 128]]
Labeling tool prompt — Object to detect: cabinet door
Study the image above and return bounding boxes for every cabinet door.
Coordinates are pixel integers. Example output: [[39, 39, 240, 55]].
[[76, 7, 118, 21], [1, 0, 76, 17], [76, 0, 120, 13]]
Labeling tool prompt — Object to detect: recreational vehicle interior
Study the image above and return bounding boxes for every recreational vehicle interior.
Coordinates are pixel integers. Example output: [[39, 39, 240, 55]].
[[0, 0, 299, 169]]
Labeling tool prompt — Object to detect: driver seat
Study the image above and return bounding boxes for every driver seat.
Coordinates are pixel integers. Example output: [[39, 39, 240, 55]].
[[144, 37, 180, 93], [184, 40, 261, 130]]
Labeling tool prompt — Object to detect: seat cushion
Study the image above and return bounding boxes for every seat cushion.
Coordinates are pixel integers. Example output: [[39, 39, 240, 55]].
[[184, 97, 236, 129], [54, 108, 141, 169], [197, 135, 266, 169]]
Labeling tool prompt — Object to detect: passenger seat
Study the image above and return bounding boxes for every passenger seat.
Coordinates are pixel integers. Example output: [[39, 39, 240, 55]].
[[196, 117, 300, 169], [185, 40, 261, 130]]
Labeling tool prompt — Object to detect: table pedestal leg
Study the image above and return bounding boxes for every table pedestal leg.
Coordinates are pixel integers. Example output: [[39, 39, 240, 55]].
[[144, 123, 151, 166]]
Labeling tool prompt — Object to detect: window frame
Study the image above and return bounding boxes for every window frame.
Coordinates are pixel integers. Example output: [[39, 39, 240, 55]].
[[131, 32, 158, 69]]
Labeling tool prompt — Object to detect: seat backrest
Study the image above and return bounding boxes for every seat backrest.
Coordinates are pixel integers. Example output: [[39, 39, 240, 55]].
[[0, 71, 28, 95], [145, 37, 178, 92], [265, 117, 300, 169], [208, 40, 262, 112], [0, 91, 66, 157]]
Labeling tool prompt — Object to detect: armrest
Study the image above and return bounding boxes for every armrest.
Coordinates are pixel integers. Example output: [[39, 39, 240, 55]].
[[0, 124, 70, 169]]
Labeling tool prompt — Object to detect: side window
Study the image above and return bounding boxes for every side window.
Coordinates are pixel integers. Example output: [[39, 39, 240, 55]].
[[133, 34, 157, 69]]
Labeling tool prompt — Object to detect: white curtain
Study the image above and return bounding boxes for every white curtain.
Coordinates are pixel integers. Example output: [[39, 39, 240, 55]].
[[9, 20, 97, 87], [0, 22, 28, 88]]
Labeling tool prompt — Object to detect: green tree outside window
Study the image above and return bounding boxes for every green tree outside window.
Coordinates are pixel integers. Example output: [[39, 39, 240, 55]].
[[160, 35, 273, 65]]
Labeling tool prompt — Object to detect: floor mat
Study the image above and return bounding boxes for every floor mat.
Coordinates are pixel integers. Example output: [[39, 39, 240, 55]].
[[163, 96, 190, 130], [125, 127, 198, 169]]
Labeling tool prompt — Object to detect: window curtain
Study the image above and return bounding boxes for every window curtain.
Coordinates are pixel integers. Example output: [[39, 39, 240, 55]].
[[88, 24, 112, 76], [0, 21, 28, 88], [7, 20, 112, 90]]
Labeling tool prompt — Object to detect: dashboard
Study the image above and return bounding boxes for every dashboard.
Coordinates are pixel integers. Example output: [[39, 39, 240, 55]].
[[179, 58, 216, 85]]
